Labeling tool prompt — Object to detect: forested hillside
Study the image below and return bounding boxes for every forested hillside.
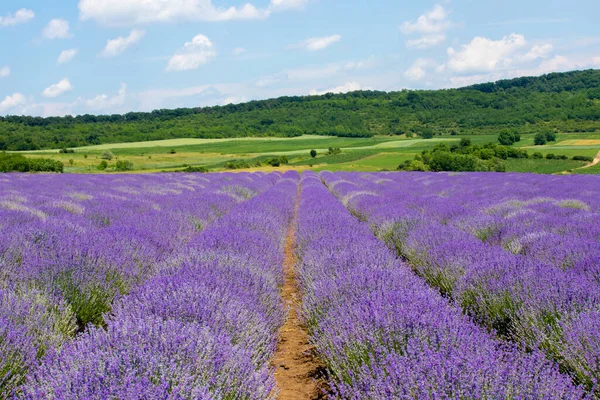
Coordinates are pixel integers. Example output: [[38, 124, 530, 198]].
[[1, 69, 599, 151]]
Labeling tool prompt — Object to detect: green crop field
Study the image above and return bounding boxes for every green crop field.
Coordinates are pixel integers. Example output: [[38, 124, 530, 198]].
[[14, 132, 600, 175]]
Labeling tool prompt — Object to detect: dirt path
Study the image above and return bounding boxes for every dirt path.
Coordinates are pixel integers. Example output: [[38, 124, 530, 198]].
[[272, 186, 325, 400], [580, 150, 600, 169]]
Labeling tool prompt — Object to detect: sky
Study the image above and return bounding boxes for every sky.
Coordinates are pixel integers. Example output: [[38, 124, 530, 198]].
[[1, 0, 599, 117]]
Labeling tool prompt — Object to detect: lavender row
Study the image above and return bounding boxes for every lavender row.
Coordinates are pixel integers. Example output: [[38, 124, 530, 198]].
[[22, 172, 299, 399], [0, 172, 279, 398], [323, 171, 600, 393], [377, 173, 600, 282], [295, 172, 584, 398]]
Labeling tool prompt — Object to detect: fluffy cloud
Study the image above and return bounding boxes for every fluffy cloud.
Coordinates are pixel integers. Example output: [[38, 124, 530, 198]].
[[298, 34, 342, 51], [43, 19, 71, 39], [167, 34, 217, 71], [401, 5, 452, 50], [0, 66, 10, 78], [101, 30, 145, 57], [0, 93, 27, 113], [447, 34, 527, 73], [404, 58, 439, 81], [42, 78, 73, 98], [401, 5, 450, 34], [57, 49, 78, 64], [78, 0, 307, 25], [0, 9, 35, 27], [406, 34, 446, 49], [523, 44, 554, 61], [86, 83, 127, 110], [309, 81, 362, 96]]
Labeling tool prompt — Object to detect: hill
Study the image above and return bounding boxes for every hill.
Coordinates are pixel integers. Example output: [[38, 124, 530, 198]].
[[1, 69, 599, 151]]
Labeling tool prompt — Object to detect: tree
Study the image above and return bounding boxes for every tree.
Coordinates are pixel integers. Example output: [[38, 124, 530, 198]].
[[97, 160, 108, 170], [534, 133, 548, 145], [420, 128, 434, 139], [310, 149, 317, 158], [101, 150, 114, 160], [497, 130, 518, 146], [545, 131, 557, 142], [115, 160, 134, 171]]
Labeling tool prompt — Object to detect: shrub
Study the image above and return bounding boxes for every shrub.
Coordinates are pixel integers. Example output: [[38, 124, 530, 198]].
[[181, 165, 208, 173], [532, 152, 544, 159], [97, 160, 108, 170], [101, 150, 114, 160], [545, 131, 557, 142], [224, 160, 250, 170], [310, 149, 317, 158], [59, 148, 75, 154], [497, 130, 519, 146], [546, 154, 555, 159], [169, 149, 177, 154], [534, 133, 548, 146], [420, 128, 435, 139], [572, 155, 593, 162], [115, 160, 134, 171]]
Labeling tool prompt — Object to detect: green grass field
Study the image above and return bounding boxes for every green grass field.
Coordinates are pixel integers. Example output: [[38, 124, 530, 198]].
[[16, 133, 600, 175]]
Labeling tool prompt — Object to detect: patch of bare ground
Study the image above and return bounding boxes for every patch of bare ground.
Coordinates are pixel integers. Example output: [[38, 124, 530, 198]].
[[271, 186, 327, 400]]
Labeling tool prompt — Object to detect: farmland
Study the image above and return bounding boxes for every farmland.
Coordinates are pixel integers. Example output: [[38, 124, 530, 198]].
[[13, 132, 600, 174], [1, 171, 599, 398]]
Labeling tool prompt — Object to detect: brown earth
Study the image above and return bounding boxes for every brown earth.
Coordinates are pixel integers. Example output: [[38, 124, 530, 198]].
[[271, 187, 326, 400]]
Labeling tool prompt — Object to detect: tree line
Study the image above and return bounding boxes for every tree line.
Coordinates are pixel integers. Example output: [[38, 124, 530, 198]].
[[1, 69, 599, 151]]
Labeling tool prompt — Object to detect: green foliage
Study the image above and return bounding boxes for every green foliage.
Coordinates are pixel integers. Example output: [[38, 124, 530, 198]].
[[572, 155, 594, 162], [264, 156, 289, 167], [97, 160, 108, 170], [534, 133, 548, 145], [224, 160, 251, 170], [58, 148, 75, 154], [419, 128, 435, 139], [115, 160, 134, 171], [0, 152, 63, 173], [310, 149, 317, 158], [181, 165, 208, 173], [327, 147, 342, 155], [2, 70, 598, 150], [397, 142, 527, 172], [497, 129, 520, 146], [101, 150, 114, 160], [533, 152, 544, 159]]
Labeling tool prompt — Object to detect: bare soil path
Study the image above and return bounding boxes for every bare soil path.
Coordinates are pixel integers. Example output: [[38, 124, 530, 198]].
[[581, 150, 600, 169], [272, 185, 325, 400]]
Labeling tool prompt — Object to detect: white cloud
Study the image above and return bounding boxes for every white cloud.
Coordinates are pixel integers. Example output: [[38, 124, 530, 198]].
[[309, 81, 362, 96], [298, 34, 341, 51], [0, 9, 35, 27], [405, 58, 437, 81], [447, 34, 527, 73], [232, 47, 247, 55], [167, 34, 217, 71], [0, 93, 27, 113], [42, 78, 73, 98], [401, 5, 450, 34], [101, 30, 145, 57], [86, 83, 127, 110], [43, 19, 71, 39], [523, 44, 553, 61], [57, 49, 78, 64], [401, 5, 451, 50], [0, 66, 10, 78], [78, 0, 307, 25], [406, 34, 446, 49]]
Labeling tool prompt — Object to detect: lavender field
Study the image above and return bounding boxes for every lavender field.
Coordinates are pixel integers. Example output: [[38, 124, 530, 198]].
[[1, 171, 599, 399]]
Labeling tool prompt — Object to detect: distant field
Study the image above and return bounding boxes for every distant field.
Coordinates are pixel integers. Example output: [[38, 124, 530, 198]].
[[15, 133, 600, 174]]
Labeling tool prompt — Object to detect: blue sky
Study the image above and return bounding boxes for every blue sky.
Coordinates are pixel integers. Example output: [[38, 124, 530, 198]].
[[1, 0, 599, 116]]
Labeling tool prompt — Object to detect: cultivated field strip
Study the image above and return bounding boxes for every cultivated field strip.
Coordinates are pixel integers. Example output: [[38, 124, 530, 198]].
[[323, 171, 600, 394], [0, 172, 282, 398], [295, 172, 584, 398]]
